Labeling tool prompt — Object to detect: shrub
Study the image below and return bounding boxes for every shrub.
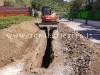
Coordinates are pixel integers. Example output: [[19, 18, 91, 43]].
[[0, 15, 33, 29], [3, 0, 12, 6]]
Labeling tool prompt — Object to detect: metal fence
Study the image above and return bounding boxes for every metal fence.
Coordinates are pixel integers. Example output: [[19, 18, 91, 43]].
[[0, 6, 32, 17], [69, 9, 100, 21]]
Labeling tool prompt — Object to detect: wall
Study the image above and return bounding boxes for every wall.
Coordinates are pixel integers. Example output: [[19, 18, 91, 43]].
[[73, 19, 100, 28], [87, 20, 100, 28], [0, 6, 31, 17]]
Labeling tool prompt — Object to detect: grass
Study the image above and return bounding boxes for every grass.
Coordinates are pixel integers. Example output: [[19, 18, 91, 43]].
[[0, 15, 33, 29]]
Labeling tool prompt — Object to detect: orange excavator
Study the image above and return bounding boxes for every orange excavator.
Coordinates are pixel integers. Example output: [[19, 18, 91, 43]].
[[42, 6, 57, 23], [38, 6, 58, 37]]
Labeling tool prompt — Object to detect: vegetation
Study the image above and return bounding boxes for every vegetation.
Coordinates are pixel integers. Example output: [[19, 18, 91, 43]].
[[68, 0, 100, 21], [31, 0, 68, 12], [3, 0, 31, 7], [69, 0, 100, 13], [69, 0, 87, 13], [92, 0, 100, 9], [0, 15, 33, 29], [13, 0, 31, 7], [3, 0, 12, 6]]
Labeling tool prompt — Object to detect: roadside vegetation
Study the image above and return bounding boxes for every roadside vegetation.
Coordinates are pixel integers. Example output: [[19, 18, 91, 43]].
[[67, 0, 100, 21], [0, 15, 33, 29], [3, 0, 31, 7], [69, 0, 100, 13], [31, 0, 68, 12]]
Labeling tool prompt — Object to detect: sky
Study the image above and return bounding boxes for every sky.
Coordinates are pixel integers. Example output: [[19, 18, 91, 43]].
[[63, 0, 70, 2]]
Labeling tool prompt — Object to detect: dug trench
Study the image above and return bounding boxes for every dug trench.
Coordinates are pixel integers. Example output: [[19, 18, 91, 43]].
[[41, 27, 54, 68], [33, 23, 100, 75]]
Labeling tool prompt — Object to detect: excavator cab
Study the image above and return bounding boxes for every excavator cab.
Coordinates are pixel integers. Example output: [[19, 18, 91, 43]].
[[42, 6, 57, 23]]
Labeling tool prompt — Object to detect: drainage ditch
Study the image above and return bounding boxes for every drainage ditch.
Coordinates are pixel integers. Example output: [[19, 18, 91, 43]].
[[41, 28, 54, 68]]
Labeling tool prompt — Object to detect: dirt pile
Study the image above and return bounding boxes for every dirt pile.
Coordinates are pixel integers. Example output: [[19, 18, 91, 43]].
[[19, 23, 100, 75], [55, 23, 100, 75], [28, 23, 100, 75], [34, 23, 100, 75], [0, 21, 100, 75], [0, 19, 47, 75]]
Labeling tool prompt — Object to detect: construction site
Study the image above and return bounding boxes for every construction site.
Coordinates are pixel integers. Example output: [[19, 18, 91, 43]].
[[0, 0, 100, 75]]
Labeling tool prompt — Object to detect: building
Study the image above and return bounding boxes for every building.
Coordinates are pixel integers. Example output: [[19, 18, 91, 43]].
[[85, 0, 97, 3]]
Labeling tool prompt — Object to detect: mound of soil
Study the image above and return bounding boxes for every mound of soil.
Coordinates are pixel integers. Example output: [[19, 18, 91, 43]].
[[0, 21, 100, 75], [0, 19, 46, 69], [56, 23, 100, 75], [28, 23, 100, 75]]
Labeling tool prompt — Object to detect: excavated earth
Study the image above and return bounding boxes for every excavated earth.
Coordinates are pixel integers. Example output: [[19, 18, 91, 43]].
[[0, 20, 100, 75], [0, 19, 47, 75], [54, 24, 100, 75]]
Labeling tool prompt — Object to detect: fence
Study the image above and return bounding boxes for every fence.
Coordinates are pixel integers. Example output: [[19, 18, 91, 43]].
[[68, 9, 100, 21], [0, 6, 32, 17]]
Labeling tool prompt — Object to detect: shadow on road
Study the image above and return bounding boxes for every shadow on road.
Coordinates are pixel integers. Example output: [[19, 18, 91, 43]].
[[77, 23, 100, 41]]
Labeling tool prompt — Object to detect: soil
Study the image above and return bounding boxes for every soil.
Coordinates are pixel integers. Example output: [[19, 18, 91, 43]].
[[0, 20, 100, 75], [54, 23, 100, 75], [0, 19, 47, 75]]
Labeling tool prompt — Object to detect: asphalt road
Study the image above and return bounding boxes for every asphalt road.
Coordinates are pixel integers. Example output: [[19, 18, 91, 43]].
[[60, 19, 100, 45]]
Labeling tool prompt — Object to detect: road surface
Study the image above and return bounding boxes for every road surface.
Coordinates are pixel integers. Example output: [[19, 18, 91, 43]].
[[60, 19, 100, 45]]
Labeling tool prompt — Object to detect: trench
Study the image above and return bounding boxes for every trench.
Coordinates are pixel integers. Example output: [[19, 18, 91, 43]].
[[41, 28, 54, 68]]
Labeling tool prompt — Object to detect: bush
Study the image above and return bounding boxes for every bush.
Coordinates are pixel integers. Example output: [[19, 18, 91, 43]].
[[3, 0, 12, 6], [0, 15, 33, 29]]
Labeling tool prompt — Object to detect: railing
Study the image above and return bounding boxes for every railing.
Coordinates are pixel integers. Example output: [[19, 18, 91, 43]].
[[68, 9, 100, 21]]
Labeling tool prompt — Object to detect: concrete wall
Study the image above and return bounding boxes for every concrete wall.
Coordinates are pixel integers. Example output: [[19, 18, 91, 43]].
[[87, 20, 100, 28], [73, 19, 86, 23], [73, 19, 79, 22], [79, 19, 86, 23], [73, 19, 100, 28]]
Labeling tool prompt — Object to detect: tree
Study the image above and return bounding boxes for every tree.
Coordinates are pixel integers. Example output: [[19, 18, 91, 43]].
[[85, 2, 93, 11], [92, 0, 100, 9], [69, 0, 84, 13], [3, 0, 12, 6], [12, 0, 30, 7], [31, 0, 68, 12]]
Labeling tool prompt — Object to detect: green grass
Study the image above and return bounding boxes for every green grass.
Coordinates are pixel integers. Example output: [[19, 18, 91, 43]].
[[0, 15, 33, 29]]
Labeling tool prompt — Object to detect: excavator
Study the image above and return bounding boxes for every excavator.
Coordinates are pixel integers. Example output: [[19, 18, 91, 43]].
[[38, 6, 58, 37], [41, 6, 58, 23]]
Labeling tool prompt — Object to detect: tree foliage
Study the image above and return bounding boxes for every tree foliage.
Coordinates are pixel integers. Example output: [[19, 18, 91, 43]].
[[92, 0, 100, 9], [69, 0, 84, 13], [3, 0, 12, 6], [69, 0, 100, 13], [10, 0, 31, 7], [31, 0, 68, 12]]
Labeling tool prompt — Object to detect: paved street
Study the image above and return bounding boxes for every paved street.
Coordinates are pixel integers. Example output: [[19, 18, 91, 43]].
[[60, 19, 100, 45]]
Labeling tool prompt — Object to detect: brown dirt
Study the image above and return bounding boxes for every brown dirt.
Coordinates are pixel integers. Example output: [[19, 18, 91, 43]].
[[26, 23, 100, 75], [0, 18, 46, 69], [0, 20, 100, 75], [55, 23, 100, 75]]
